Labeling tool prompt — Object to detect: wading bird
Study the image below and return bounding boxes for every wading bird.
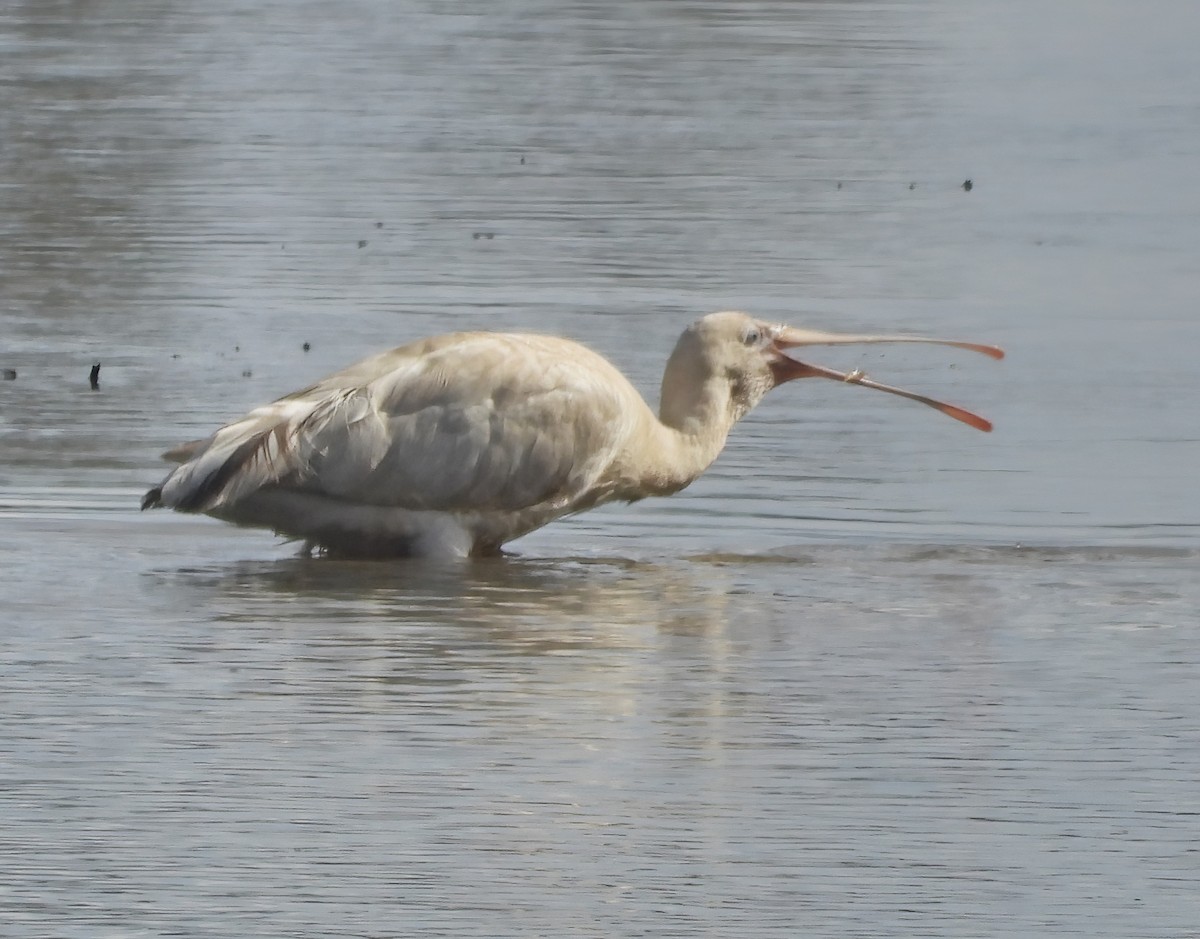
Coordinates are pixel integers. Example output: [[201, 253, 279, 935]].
[[142, 311, 1001, 557]]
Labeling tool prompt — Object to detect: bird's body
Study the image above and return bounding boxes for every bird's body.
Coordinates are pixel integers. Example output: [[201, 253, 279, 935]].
[[143, 312, 1001, 557]]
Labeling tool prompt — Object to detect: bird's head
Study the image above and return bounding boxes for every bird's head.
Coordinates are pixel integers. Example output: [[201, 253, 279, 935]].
[[661, 311, 1003, 432]]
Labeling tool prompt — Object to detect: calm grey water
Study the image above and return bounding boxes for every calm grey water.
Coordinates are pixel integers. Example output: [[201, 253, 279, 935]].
[[2, 1, 1199, 936]]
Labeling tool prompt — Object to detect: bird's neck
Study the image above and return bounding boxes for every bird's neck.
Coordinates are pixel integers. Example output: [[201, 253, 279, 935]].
[[626, 378, 736, 497]]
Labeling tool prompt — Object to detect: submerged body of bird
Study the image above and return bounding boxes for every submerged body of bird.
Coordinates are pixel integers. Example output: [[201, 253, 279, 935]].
[[142, 312, 1002, 557]]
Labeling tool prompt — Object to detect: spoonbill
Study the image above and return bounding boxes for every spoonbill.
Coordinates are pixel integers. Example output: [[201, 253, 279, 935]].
[[142, 311, 1002, 557]]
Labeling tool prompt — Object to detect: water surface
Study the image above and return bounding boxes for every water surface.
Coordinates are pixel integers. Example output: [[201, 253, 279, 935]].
[[3, 1, 1199, 936]]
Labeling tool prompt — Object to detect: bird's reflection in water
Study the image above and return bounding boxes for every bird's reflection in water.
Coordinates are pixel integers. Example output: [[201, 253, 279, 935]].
[[173, 554, 729, 630], [149, 553, 755, 724]]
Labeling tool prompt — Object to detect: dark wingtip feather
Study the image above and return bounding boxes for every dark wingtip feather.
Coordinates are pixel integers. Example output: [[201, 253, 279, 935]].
[[141, 487, 163, 510], [173, 428, 278, 513]]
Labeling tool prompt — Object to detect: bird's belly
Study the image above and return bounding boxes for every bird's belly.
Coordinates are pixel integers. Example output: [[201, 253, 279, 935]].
[[209, 488, 566, 558], [209, 489, 477, 557]]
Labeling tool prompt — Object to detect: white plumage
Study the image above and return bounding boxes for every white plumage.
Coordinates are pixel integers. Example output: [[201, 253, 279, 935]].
[[143, 311, 1001, 557]]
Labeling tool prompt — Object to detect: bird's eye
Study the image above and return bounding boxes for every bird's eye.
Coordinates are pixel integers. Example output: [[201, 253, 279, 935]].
[[742, 327, 762, 346]]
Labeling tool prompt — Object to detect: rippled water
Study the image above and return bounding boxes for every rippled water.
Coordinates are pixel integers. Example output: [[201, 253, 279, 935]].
[[3, 1, 1199, 936]]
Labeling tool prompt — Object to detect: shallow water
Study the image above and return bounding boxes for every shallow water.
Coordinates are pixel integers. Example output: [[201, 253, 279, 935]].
[[3, 1, 1200, 936]]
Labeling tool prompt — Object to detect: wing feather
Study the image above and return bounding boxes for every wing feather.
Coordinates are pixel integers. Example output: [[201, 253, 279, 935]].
[[147, 332, 645, 516]]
